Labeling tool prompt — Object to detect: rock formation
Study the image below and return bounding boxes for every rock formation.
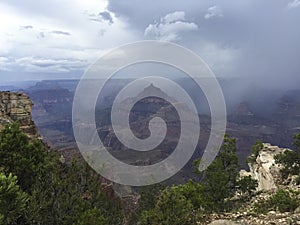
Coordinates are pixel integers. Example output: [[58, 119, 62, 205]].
[[205, 143, 300, 225], [240, 143, 288, 191], [0, 91, 38, 137]]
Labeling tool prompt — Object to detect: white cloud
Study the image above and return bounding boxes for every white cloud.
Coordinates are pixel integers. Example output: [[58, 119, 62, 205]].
[[144, 11, 198, 42], [204, 6, 223, 19], [0, 57, 13, 71], [287, 0, 300, 9], [0, 0, 138, 76], [15, 57, 87, 73], [162, 11, 185, 24], [1, 0, 299, 85]]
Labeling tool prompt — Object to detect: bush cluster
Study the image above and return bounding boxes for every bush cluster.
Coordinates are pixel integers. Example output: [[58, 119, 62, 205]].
[[254, 189, 299, 214], [0, 123, 124, 225]]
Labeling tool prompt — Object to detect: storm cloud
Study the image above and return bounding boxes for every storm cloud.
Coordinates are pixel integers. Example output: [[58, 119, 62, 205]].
[[0, 0, 299, 90], [107, 0, 300, 89]]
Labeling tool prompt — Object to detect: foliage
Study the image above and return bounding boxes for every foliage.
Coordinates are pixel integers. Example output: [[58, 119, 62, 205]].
[[7, 122, 299, 224], [171, 180, 204, 210], [251, 140, 263, 158], [139, 134, 241, 224], [199, 134, 239, 212], [201, 158, 232, 211], [270, 190, 299, 212], [0, 172, 28, 225], [0, 123, 125, 225], [247, 140, 263, 163], [254, 189, 299, 214], [275, 133, 300, 178], [236, 175, 258, 196], [220, 135, 239, 185], [253, 200, 270, 214], [139, 184, 164, 212], [0, 123, 47, 191], [75, 208, 108, 225], [26, 160, 124, 225], [139, 186, 197, 225], [138, 181, 204, 224]]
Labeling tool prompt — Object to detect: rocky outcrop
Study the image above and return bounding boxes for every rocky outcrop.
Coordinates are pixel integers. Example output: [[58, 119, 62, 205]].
[[204, 143, 300, 225], [0, 91, 37, 137], [240, 143, 289, 191]]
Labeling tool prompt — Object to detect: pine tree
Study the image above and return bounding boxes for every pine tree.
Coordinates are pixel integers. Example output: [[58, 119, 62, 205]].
[[198, 135, 239, 212], [0, 123, 47, 191], [0, 172, 28, 225], [139, 187, 196, 225]]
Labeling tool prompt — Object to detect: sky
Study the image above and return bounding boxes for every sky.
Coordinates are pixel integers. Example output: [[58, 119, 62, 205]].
[[0, 0, 299, 89]]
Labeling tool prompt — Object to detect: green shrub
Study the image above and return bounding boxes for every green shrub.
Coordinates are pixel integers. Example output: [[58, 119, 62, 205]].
[[197, 135, 240, 212], [275, 150, 300, 178], [251, 140, 263, 158], [0, 123, 47, 191], [253, 200, 271, 214], [0, 123, 125, 225], [139, 187, 197, 225], [275, 133, 300, 178], [254, 190, 299, 214], [75, 208, 108, 225], [270, 190, 298, 213], [139, 184, 164, 211], [0, 172, 28, 225], [247, 140, 263, 163], [237, 175, 258, 196]]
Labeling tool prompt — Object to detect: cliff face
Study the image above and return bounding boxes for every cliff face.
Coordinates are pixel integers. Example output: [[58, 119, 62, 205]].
[[0, 91, 37, 137]]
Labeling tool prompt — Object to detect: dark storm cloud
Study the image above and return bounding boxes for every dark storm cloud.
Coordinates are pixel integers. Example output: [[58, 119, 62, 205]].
[[107, 0, 300, 89], [99, 11, 113, 24]]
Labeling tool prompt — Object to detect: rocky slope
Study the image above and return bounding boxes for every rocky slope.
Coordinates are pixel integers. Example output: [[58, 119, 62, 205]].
[[0, 91, 38, 137]]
